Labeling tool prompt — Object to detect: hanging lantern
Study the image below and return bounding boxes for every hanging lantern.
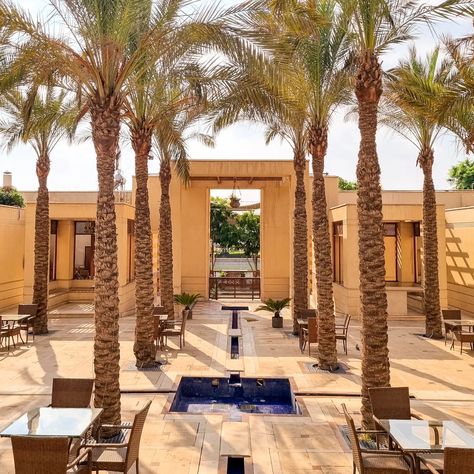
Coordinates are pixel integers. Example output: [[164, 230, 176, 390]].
[[229, 178, 240, 208]]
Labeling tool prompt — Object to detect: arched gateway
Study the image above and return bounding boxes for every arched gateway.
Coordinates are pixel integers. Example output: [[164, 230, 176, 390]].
[[144, 160, 311, 301]]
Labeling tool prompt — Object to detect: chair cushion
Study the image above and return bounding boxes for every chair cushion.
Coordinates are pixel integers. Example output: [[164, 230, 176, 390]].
[[90, 447, 127, 470], [362, 453, 411, 473]]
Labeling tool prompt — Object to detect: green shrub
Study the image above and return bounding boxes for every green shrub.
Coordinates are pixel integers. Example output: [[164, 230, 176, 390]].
[[0, 187, 25, 208]]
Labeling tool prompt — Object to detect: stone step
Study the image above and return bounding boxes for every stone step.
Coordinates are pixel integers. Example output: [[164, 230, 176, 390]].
[[220, 421, 251, 458]]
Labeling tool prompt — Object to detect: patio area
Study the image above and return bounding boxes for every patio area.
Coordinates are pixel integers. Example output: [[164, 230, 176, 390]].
[[1, 301, 474, 473]]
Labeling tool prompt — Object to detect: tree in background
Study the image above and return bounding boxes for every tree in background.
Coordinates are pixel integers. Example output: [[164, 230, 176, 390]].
[[338, 178, 358, 190], [382, 47, 455, 339], [210, 197, 239, 263], [449, 158, 474, 189], [236, 211, 260, 271], [0, 85, 77, 335], [0, 187, 24, 207]]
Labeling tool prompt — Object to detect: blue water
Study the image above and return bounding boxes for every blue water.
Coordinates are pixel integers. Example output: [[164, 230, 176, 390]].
[[170, 377, 299, 415]]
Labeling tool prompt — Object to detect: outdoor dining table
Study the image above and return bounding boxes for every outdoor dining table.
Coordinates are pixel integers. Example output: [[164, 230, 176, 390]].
[[0, 407, 103, 438], [0, 314, 32, 347], [444, 319, 474, 329], [377, 418, 474, 473]]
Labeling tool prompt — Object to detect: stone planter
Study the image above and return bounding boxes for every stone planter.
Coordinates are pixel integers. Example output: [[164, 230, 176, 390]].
[[272, 316, 283, 328]]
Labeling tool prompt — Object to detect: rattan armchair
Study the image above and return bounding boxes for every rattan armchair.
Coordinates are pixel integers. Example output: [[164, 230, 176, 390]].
[[301, 316, 318, 356], [369, 386, 421, 422], [342, 404, 412, 474], [161, 309, 190, 349], [51, 378, 94, 408], [18, 304, 38, 344], [11, 435, 92, 473], [442, 309, 461, 346], [419, 447, 474, 474], [81, 401, 151, 474], [336, 314, 351, 354], [450, 327, 474, 354]]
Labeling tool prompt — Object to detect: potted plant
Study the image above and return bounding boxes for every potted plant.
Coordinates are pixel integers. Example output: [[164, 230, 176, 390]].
[[174, 292, 201, 320], [256, 298, 291, 328]]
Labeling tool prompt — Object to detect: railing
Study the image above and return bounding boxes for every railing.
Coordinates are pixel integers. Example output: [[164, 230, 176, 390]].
[[209, 277, 260, 300]]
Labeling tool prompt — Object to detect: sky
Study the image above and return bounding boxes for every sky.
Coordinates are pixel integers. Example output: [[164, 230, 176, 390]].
[[1, 1, 472, 192]]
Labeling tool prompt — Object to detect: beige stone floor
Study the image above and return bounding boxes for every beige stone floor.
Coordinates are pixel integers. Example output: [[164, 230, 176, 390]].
[[1, 300, 474, 473]]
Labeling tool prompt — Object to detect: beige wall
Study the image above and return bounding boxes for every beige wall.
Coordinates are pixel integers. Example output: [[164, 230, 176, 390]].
[[445, 206, 474, 316], [0, 205, 25, 311], [145, 160, 297, 300], [326, 203, 448, 317], [6, 162, 473, 319], [22, 197, 136, 316]]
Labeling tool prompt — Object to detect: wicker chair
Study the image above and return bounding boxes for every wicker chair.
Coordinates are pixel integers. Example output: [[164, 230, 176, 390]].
[[342, 404, 412, 474], [301, 316, 318, 356], [51, 378, 94, 408], [369, 386, 421, 422], [0, 315, 21, 351], [11, 435, 92, 474], [336, 314, 351, 354], [442, 309, 461, 346], [419, 447, 474, 474], [18, 304, 38, 344], [298, 309, 317, 320], [451, 327, 474, 354], [161, 309, 190, 349], [81, 401, 151, 474]]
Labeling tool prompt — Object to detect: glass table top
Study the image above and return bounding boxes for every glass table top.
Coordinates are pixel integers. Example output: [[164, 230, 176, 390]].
[[444, 320, 474, 327], [0, 314, 32, 323], [0, 407, 102, 438], [379, 419, 474, 451]]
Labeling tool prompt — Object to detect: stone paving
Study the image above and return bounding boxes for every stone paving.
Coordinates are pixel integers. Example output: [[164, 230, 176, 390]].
[[1, 301, 474, 473]]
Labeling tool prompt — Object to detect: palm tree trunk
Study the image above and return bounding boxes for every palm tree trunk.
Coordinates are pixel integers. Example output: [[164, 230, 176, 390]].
[[159, 158, 174, 317], [418, 146, 443, 338], [308, 125, 337, 370], [292, 145, 309, 335], [90, 98, 121, 428], [32, 153, 50, 334], [355, 51, 390, 427], [131, 128, 156, 367]]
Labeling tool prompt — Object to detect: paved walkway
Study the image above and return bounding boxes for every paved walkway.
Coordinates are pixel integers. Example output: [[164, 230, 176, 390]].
[[1, 301, 474, 473]]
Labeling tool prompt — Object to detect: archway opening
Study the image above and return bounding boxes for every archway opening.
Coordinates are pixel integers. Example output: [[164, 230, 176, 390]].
[[209, 188, 261, 300]]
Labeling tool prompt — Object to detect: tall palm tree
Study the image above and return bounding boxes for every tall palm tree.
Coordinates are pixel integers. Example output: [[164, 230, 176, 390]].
[[0, 85, 77, 334], [155, 82, 212, 318], [0, 0, 253, 426], [381, 47, 455, 339], [339, 0, 466, 427], [299, 0, 352, 370], [234, 0, 352, 368]]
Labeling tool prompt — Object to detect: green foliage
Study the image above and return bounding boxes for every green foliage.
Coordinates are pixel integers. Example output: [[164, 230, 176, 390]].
[[0, 187, 25, 207], [449, 158, 474, 190], [338, 178, 358, 190], [235, 211, 260, 264], [210, 197, 260, 258], [256, 298, 291, 316], [210, 197, 239, 253], [174, 292, 201, 308]]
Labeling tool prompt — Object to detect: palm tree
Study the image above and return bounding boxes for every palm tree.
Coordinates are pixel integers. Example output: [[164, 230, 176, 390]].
[[230, 0, 352, 368], [339, 0, 466, 427], [0, 0, 253, 426], [301, 0, 352, 370], [381, 47, 455, 339], [155, 83, 212, 318], [0, 85, 77, 334]]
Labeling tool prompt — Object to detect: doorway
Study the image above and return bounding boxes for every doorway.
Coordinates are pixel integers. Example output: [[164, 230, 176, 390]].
[[209, 189, 261, 299]]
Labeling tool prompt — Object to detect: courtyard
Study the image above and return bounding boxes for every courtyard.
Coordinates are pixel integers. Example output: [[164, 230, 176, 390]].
[[1, 302, 474, 473]]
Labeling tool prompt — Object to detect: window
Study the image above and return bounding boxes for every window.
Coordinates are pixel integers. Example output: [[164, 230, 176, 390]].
[[49, 220, 58, 281], [333, 222, 343, 284], [413, 222, 422, 283], [127, 220, 135, 282], [74, 221, 95, 280], [383, 223, 397, 282]]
